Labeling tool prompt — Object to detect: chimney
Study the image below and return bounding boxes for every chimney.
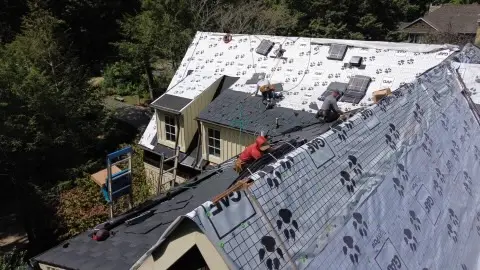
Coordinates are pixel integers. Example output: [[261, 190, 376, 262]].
[[428, 4, 441, 14], [476, 17, 480, 46]]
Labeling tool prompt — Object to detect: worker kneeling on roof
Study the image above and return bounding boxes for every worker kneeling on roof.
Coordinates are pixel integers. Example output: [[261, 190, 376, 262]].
[[234, 136, 271, 173], [254, 75, 283, 105], [316, 90, 344, 123]]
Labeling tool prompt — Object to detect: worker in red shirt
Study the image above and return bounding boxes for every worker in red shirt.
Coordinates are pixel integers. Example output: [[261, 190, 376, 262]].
[[234, 136, 271, 173]]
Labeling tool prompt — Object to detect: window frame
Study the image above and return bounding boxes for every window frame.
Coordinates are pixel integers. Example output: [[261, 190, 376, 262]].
[[164, 114, 176, 142], [207, 128, 221, 157]]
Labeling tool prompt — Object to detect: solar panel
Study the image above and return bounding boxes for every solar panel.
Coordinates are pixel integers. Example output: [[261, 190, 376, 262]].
[[256, 40, 274, 56], [327, 44, 348, 60]]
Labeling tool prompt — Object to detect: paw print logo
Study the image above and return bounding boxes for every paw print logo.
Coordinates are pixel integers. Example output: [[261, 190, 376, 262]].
[[342, 236, 361, 264], [371, 77, 376, 82], [424, 133, 433, 147], [450, 148, 459, 162], [385, 68, 392, 73], [288, 59, 294, 64], [448, 208, 459, 227], [446, 160, 454, 173], [335, 73, 340, 78], [422, 142, 432, 157], [258, 236, 284, 270], [352, 212, 368, 237], [376, 49, 382, 53], [475, 146, 480, 161], [463, 172, 473, 196], [431, 90, 441, 106], [369, 56, 376, 61], [347, 155, 363, 175], [403, 228, 418, 251], [258, 170, 282, 189], [340, 171, 356, 193], [452, 140, 460, 153], [447, 224, 458, 243], [424, 196, 434, 214], [433, 180, 443, 196], [409, 210, 421, 231], [333, 126, 348, 142], [376, 69, 383, 74], [435, 168, 445, 183], [398, 60, 405, 65], [388, 123, 400, 139], [385, 134, 397, 150], [397, 163, 409, 181], [407, 59, 414, 64], [328, 74, 333, 79], [279, 156, 295, 171], [276, 209, 299, 241], [393, 178, 405, 197], [321, 81, 328, 86]]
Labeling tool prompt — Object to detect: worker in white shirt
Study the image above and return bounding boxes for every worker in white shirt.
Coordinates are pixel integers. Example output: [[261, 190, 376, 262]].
[[254, 75, 283, 108]]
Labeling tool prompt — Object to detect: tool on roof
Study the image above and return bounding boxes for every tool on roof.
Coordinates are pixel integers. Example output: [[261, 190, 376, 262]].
[[372, 88, 392, 104], [223, 30, 232, 43]]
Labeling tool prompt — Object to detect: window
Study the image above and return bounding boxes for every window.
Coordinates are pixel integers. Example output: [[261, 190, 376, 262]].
[[208, 128, 221, 157], [164, 115, 176, 142]]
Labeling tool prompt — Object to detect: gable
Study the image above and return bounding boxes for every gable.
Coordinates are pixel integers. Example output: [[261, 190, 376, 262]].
[[402, 19, 438, 34]]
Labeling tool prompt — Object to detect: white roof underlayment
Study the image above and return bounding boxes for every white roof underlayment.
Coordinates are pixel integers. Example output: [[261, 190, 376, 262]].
[[139, 31, 458, 149], [174, 58, 480, 269]]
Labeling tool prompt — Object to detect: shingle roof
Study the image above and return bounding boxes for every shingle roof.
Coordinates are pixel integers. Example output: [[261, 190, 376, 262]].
[[403, 4, 480, 34], [197, 89, 318, 136], [31, 168, 239, 270], [139, 32, 458, 150]]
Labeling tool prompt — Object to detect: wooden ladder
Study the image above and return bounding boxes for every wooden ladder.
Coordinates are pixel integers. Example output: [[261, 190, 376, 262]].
[[157, 115, 181, 194], [156, 146, 180, 194]]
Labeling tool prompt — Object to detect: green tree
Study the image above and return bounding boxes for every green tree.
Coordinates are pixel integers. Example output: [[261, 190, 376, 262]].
[[0, 5, 108, 254]]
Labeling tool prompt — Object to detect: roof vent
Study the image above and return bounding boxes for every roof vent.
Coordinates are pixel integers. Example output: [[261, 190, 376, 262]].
[[349, 56, 363, 67], [327, 44, 348, 60], [256, 40, 274, 56]]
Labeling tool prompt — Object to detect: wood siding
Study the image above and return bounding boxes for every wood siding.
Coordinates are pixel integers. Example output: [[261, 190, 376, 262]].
[[144, 162, 186, 194], [402, 19, 437, 34], [179, 77, 222, 152], [201, 122, 256, 164]]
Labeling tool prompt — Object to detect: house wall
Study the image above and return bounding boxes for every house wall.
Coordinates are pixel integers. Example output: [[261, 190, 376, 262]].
[[180, 78, 223, 152], [138, 220, 229, 270], [200, 122, 256, 164], [144, 162, 187, 194], [38, 264, 64, 270], [403, 19, 437, 34]]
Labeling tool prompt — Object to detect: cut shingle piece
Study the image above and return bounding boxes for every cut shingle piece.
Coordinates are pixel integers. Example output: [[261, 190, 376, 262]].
[[327, 44, 348, 60], [340, 75, 371, 104], [318, 82, 348, 101]]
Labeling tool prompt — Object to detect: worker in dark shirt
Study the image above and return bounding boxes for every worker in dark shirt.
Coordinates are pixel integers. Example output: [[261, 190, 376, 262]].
[[316, 90, 344, 122]]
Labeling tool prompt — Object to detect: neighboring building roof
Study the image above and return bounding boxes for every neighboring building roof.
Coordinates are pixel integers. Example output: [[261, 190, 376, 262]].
[[177, 46, 480, 270], [197, 89, 318, 136], [401, 4, 480, 34], [139, 31, 458, 150]]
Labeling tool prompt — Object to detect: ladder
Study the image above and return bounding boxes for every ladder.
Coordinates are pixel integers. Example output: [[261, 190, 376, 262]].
[[156, 146, 180, 194], [157, 115, 181, 194]]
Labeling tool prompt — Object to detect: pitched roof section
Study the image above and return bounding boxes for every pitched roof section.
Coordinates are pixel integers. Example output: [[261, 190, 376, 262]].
[[403, 4, 480, 34], [197, 89, 318, 136], [31, 168, 239, 270], [184, 56, 480, 269], [140, 32, 458, 150], [150, 94, 193, 113]]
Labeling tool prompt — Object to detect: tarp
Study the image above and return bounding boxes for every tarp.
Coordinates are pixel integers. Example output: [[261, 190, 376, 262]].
[[185, 52, 480, 269]]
